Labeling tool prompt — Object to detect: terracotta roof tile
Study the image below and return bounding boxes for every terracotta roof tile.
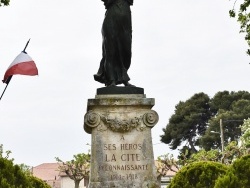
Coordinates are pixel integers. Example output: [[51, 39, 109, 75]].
[[32, 163, 60, 181]]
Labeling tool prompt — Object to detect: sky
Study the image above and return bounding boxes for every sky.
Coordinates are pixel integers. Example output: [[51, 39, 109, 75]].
[[0, 0, 249, 167]]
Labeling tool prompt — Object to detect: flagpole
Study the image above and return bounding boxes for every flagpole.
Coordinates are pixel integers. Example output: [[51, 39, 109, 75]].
[[0, 76, 12, 101], [23, 39, 30, 53], [1, 39, 30, 101]]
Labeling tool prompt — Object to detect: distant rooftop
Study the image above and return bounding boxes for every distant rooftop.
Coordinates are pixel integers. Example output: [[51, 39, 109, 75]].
[[32, 163, 60, 188]]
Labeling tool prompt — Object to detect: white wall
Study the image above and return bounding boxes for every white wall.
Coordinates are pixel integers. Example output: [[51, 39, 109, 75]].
[[60, 177, 87, 188]]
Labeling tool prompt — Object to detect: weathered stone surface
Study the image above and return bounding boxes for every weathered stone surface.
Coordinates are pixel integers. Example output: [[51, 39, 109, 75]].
[[84, 93, 160, 188]]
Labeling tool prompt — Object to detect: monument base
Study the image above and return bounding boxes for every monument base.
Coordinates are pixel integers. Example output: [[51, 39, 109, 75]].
[[97, 86, 144, 95], [84, 89, 160, 188]]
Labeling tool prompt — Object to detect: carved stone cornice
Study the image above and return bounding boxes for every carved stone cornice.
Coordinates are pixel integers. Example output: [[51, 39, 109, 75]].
[[84, 110, 158, 134]]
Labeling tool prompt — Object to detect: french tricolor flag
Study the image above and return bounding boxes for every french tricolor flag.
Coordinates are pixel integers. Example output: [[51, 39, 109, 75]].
[[2, 51, 38, 84]]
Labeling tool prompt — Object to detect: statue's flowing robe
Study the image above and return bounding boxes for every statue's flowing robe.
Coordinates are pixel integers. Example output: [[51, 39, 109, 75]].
[[94, 0, 133, 86]]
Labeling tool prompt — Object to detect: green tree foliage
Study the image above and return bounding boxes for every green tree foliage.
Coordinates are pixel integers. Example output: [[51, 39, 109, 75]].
[[161, 93, 211, 153], [183, 142, 243, 165], [240, 118, 250, 150], [214, 155, 250, 188], [200, 91, 250, 150], [56, 153, 90, 188], [28, 176, 51, 188], [0, 0, 9, 6], [209, 91, 250, 113], [177, 146, 193, 165], [165, 121, 250, 187], [168, 161, 228, 188], [18, 163, 50, 188], [161, 91, 250, 156], [229, 0, 250, 55], [0, 144, 50, 188], [0, 157, 30, 188], [18, 163, 32, 176], [0, 156, 50, 188], [156, 154, 179, 179], [0, 144, 12, 160], [183, 119, 250, 165], [187, 149, 221, 164]]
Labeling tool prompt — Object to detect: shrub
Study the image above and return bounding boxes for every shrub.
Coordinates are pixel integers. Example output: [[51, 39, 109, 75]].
[[0, 157, 30, 188], [168, 161, 227, 188], [215, 155, 250, 188], [0, 157, 50, 188], [28, 176, 51, 188]]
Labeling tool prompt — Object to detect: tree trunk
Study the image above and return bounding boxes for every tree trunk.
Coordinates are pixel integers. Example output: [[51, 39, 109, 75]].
[[74, 180, 80, 188]]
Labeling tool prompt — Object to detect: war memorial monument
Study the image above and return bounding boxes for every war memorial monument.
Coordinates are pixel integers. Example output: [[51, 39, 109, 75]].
[[84, 0, 160, 187]]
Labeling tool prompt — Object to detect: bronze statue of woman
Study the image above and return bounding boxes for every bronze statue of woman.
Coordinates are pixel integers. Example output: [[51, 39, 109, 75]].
[[94, 0, 134, 87]]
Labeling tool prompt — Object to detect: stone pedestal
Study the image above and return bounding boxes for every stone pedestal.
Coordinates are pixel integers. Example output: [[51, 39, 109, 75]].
[[84, 88, 159, 188]]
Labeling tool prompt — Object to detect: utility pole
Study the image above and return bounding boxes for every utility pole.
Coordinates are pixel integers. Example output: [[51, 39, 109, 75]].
[[220, 119, 224, 152]]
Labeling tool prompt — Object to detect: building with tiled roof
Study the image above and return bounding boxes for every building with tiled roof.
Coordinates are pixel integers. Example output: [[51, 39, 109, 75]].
[[32, 163, 88, 188], [32, 163, 61, 188]]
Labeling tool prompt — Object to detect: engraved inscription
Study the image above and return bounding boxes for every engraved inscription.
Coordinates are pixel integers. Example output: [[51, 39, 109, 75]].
[[110, 174, 138, 181], [104, 144, 116, 150], [104, 154, 116, 162], [99, 135, 149, 180], [120, 144, 142, 150], [99, 164, 149, 171], [121, 154, 140, 161]]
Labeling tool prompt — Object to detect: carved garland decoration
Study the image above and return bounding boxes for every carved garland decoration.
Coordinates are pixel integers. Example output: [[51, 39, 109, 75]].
[[84, 110, 158, 132], [102, 116, 141, 132]]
